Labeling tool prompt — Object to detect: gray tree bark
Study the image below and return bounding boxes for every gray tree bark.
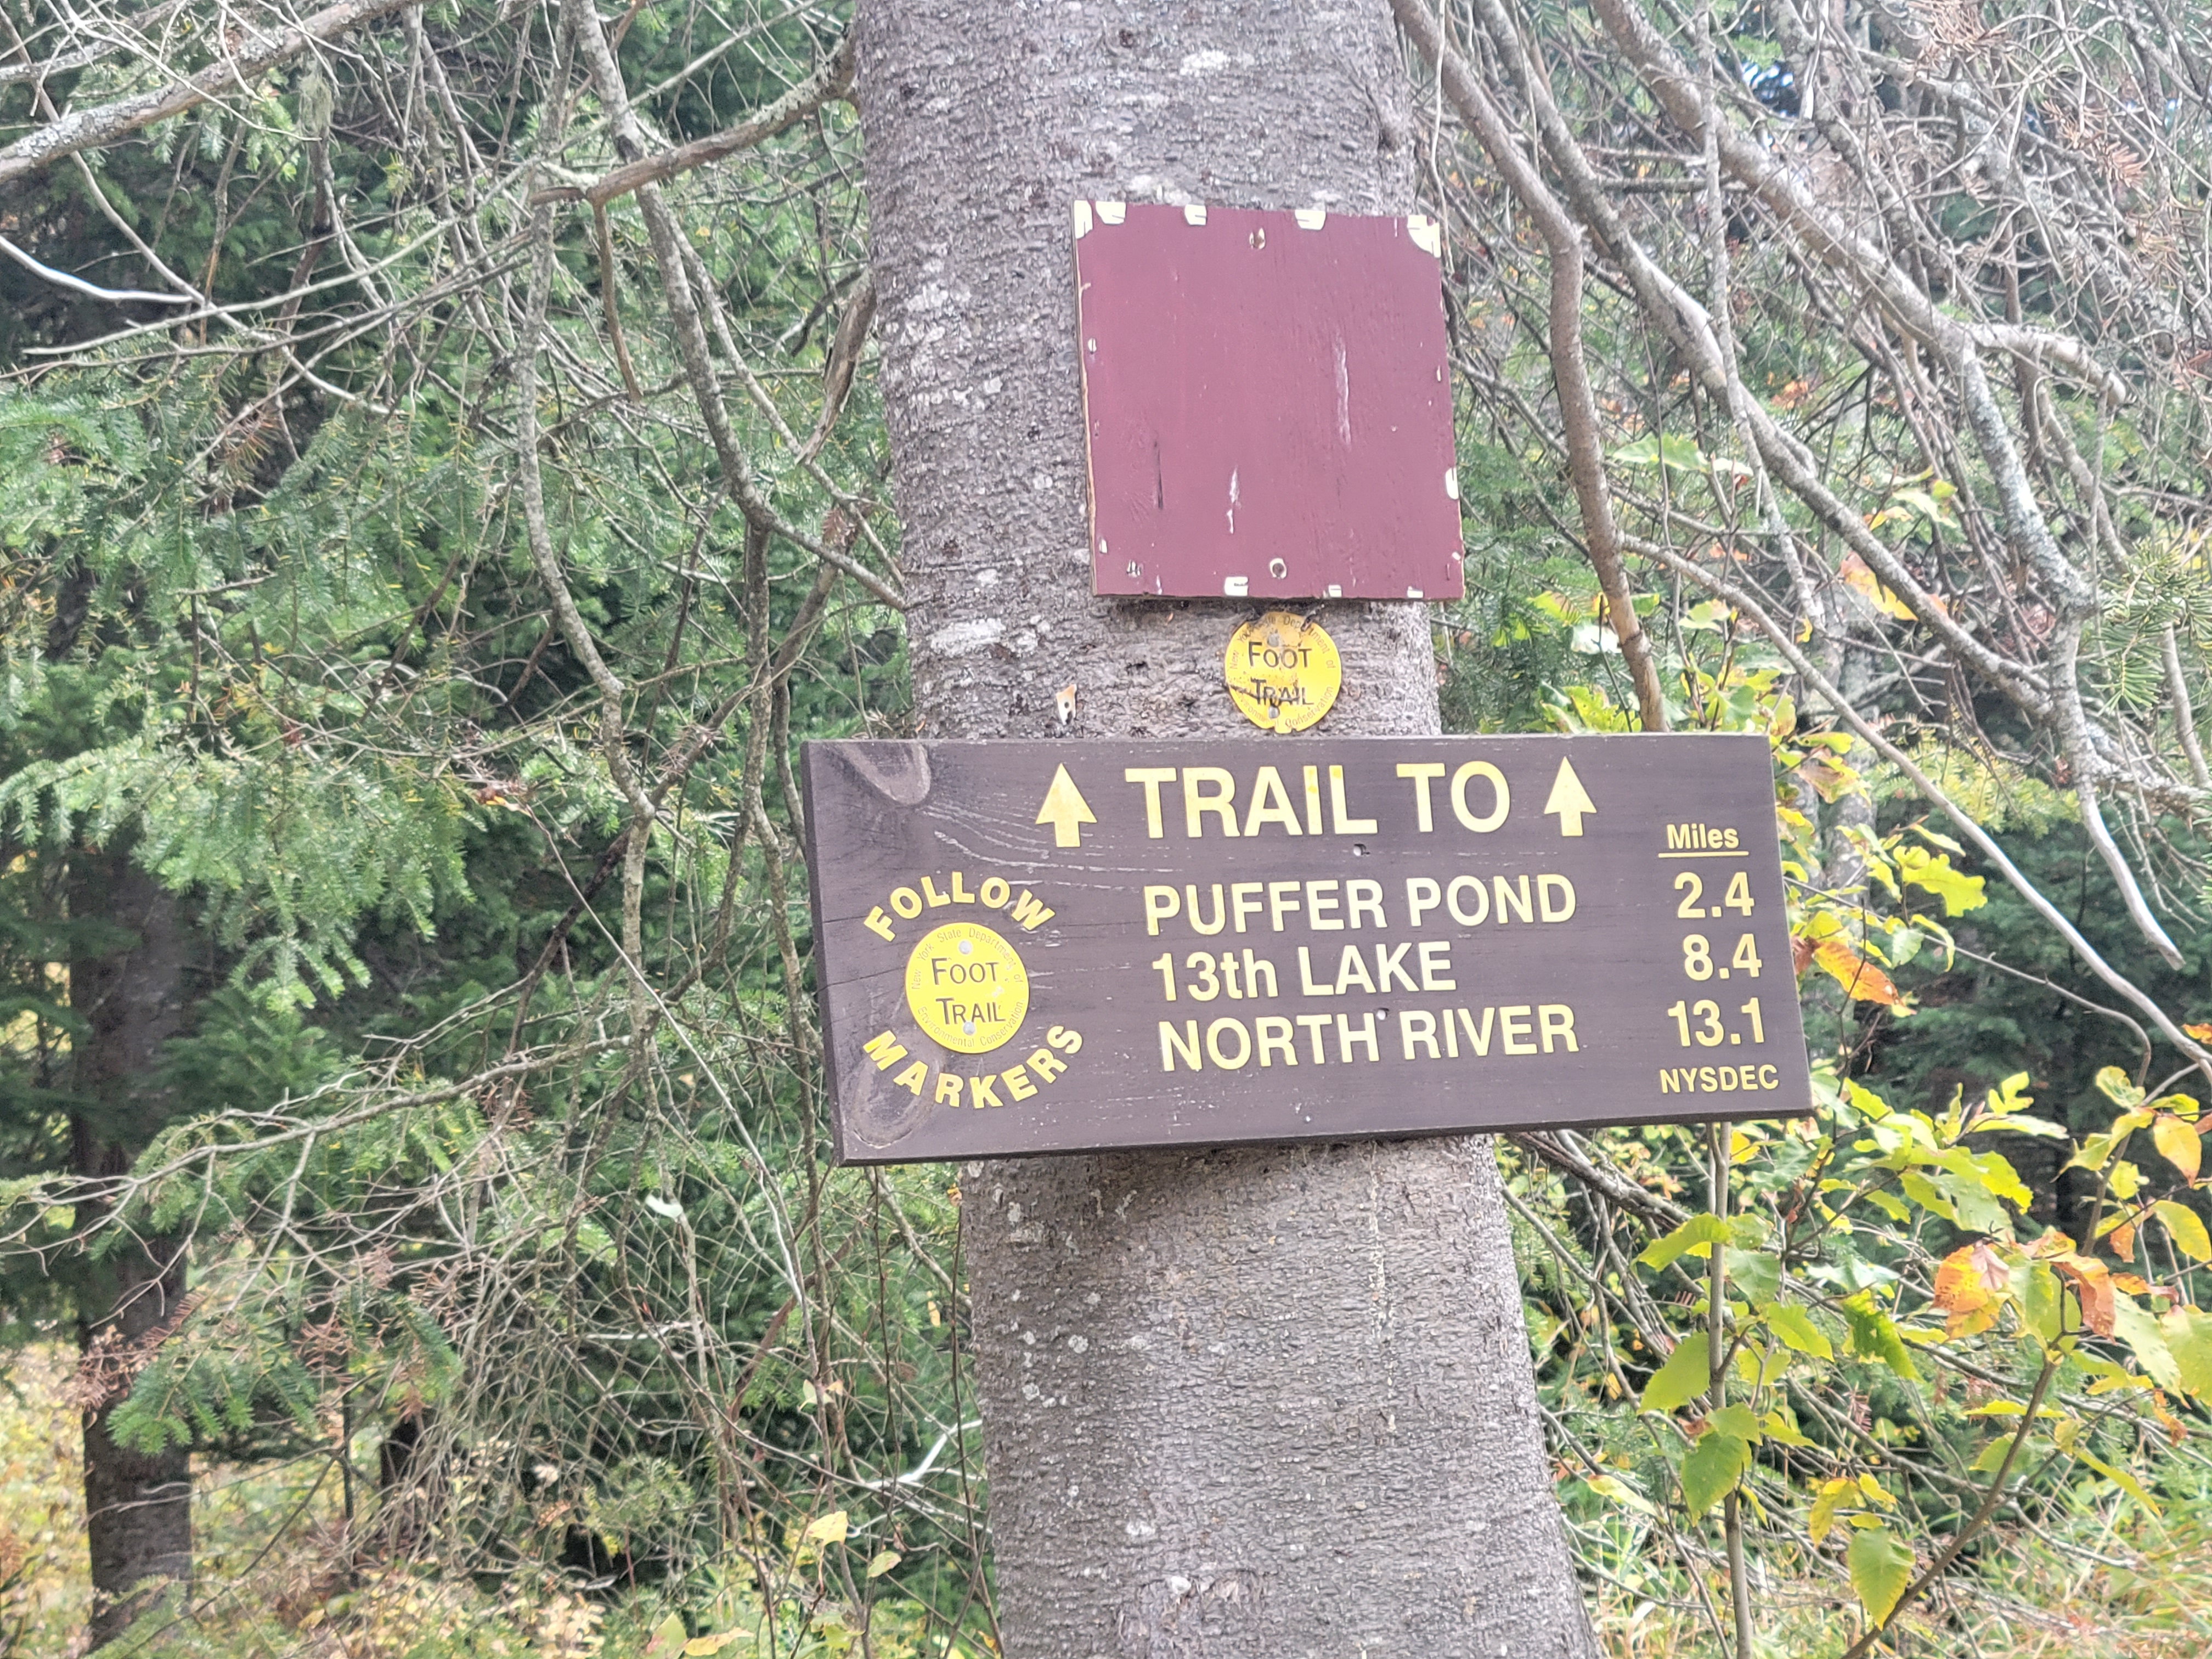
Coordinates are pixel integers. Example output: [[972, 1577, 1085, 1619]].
[[69, 853, 193, 1648], [855, 4, 1598, 1654]]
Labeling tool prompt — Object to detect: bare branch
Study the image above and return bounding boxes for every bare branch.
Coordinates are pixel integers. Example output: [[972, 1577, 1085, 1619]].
[[539, 29, 856, 209], [0, 0, 420, 189]]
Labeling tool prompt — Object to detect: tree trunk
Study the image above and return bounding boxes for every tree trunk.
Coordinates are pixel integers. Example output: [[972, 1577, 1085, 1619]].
[[855, 4, 1599, 1652], [70, 853, 193, 1648]]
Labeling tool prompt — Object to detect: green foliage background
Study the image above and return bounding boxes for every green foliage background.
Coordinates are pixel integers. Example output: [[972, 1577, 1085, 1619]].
[[1, 1, 2210, 1656]]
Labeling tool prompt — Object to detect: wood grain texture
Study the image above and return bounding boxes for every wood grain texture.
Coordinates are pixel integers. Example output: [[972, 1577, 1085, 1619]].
[[1075, 203, 1464, 601], [805, 734, 1808, 1164], [855, 3, 1600, 1651]]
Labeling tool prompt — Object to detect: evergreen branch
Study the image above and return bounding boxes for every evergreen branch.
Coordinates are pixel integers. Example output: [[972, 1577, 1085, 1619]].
[[9, 1038, 635, 1239]]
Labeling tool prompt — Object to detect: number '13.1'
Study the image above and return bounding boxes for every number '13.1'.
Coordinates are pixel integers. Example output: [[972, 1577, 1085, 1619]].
[[1666, 998, 1765, 1046]]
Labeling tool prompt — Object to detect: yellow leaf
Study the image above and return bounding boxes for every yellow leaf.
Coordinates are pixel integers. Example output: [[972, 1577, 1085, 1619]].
[[804, 1510, 850, 1544], [2071, 1446, 2163, 1516], [1932, 1243, 2006, 1313], [2152, 1115, 2202, 1184], [1808, 1476, 1853, 1544], [866, 1550, 902, 1579], [2153, 1199, 2211, 1263], [2155, 1092, 2202, 1123], [1582, 1473, 1656, 1515], [685, 1635, 746, 1656], [1812, 939, 1903, 1007], [1839, 552, 1916, 620], [2096, 1067, 2147, 1110]]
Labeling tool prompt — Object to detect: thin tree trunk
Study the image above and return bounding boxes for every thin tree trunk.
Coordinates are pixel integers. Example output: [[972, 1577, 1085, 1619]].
[[70, 853, 192, 1648], [855, 3, 1598, 1651]]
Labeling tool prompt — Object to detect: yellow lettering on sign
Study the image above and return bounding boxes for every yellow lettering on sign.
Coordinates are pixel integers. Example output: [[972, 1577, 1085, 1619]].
[[1224, 612, 1342, 732]]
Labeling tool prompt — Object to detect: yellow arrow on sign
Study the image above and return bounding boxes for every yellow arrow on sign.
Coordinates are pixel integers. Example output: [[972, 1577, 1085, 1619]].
[[1543, 757, 1596, 837], [1035, 764, 1098, 848]]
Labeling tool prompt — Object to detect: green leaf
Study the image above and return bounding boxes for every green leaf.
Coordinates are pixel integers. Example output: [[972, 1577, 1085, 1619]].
[[1731, 1338, 1795, 1389], [2153, 1199, 2211, 1263], [1765, 1304, 1835, 1360], [2071, 1445, 2162, 1515], [1680, 1431, 1750, 1518], [2066, 1131, 2120, 1173], [1930, 1167, 2011, 1235], [1725, 1246, 1781, 1307], [866, 1550, 902, 1579], [1897, 1169, 1956, 1224], [1637, 1214, 1734, 1271], [1968, 1437, 2013, 1473], [2096, 1066, 2148, 1110], [1863, 1187, 1911, 1222], [1759, 1409, 1815, 1447], [1841, 1293, 1921, 1381], [1611, 432, 1710, 472], [1640, 1332, 1712, 1414], [2017, 1262, 2063, 1346], [1708, 1403, 1765, 1442], [2113, 1294, 2181, 1391], [2163, 1306, 2212, 1397], [1847, 1524, 1917, 1626]]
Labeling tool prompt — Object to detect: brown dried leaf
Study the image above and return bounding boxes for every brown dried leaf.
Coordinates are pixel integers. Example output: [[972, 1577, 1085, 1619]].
[[1813, 939, 1903, 1006], [2053, 1257, 2117, 1338]]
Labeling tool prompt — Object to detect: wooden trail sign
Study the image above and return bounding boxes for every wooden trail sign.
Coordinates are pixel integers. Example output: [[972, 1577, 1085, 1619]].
[[1075, 202, 1465, 602], [802, 735, 1810, 1166]]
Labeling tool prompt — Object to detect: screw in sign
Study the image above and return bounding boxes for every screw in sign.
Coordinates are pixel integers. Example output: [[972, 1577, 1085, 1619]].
[[1224, 611, 1341, 733]]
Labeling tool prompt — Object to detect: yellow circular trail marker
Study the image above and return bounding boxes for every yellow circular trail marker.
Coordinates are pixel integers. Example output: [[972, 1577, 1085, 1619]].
[[905, 921, 1030, 1053], [1225, 611, 1341, 733]]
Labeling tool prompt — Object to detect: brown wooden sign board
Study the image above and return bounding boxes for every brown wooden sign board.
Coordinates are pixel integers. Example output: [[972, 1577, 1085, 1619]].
[[802, 736, 1810, 1166], [1074, 202, 1466, 602]]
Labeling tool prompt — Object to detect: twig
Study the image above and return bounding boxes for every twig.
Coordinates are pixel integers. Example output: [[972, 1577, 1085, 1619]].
[[0, 231, 195, 304], [1838, 1355, 2062, 1659]]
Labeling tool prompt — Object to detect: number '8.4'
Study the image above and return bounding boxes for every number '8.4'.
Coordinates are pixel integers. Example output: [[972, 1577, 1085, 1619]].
[[1681, 932, 1762, 980]]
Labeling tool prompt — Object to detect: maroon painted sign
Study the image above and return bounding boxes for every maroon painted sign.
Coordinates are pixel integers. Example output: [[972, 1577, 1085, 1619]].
[[803, 736, 1810, 1165], [1074, 202, 1466, 602]]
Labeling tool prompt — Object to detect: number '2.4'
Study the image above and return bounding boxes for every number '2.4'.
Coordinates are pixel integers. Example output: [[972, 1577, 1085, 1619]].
[[1667, 998, 1765, 1047], [1675, 869, 1753, 918]]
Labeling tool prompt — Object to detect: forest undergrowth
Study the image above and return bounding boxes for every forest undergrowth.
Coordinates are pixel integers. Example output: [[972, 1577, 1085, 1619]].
[[7, 0, 2212, 1654]]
